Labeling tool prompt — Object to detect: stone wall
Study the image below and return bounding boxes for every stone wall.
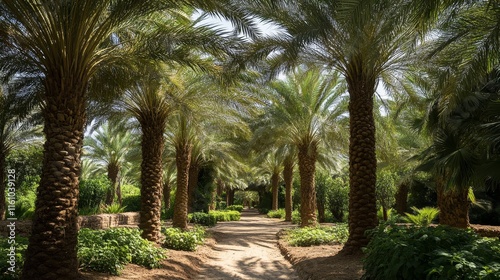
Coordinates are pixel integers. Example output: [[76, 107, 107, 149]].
[[0, 212, 140, 237]]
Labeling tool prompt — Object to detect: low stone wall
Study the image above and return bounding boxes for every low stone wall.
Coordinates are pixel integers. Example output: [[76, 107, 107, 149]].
[[0, 212, 140, 237]]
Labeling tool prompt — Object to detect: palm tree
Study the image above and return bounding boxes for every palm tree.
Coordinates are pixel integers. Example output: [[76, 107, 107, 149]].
[[84, 121, 136, 205], [240, 0, 437, 249], [254, 66, 347, 227], [0, 1, 258, 276]]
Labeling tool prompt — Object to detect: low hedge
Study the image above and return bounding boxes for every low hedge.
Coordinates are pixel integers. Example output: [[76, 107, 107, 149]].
[[226, 205, 244, 212], [162, 226, 206, 251]]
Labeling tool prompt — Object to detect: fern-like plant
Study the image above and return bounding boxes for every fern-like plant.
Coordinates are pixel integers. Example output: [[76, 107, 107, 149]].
[[403, 207, 439, 227], [101, 203, 127, 214]]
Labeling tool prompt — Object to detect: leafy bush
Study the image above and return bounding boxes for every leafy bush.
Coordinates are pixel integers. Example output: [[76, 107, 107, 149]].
[[403, 206, 439, 227], [363, 225, 500, 280], [162, 226, 206, 251], [377, 207, 400, 223], [291, 210, 301, 224], [78, 228, 167, 275], [286, 224, 349, 247], [0, 237, 28, 279], [327, 177, 349, 222], [189, 212, 217, 226], [267, 209, 285, 219], [101, 203, 127, 214], [121, 185, 141, 212], [210, 210, 241, 221], [258, 208, 270, 214], [79, 176, 109, 209], [226, 205, 244, 212]]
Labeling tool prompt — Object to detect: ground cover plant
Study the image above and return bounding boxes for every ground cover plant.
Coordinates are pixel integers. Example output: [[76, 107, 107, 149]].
[[78, 228, 167, 275], [363, 225, 500, 279], [210, 210, 241, 221], [286, 224, 349, 247], [162, 226, 206, 251], [0, 237, 28, 279], [267, 209, 285, 219]]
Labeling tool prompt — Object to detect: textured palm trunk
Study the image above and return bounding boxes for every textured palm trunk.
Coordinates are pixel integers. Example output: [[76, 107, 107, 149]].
[[344, 73, 378, 252], [271, 172, 279, 211], [163, 180, 171, 211], [283, 160, 294, 222], [395, 182, 410, 215], [297, 142, 317, 227], [317, 199, 326, 223], [437, 184, 470, 228], [139, 124, 164, 242], [172, 141, 192, 229], [22, 84, 85, 280], [105, 164, 119, 205], [0, 151, 6, 221], [187, 163, 200, 213], [226, 188, 235, 206]]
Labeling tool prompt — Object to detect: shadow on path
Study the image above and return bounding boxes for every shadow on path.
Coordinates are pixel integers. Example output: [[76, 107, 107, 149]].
[[197, 209, 299, 280]]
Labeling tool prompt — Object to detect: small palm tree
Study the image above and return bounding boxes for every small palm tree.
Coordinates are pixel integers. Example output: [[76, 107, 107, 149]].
[[84, 121, 137, 205]]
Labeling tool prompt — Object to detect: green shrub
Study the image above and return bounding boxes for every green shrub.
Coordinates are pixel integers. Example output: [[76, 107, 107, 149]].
[[286, 224, 349, 247], [189, 212, 217, 226], [362, 225, 500, 280], [101, 203, 127, 214], [162, 226, 206, 251], [78, 228, 167, 275], [403, 206, 439, 227], [291, 210, 301, 224], [226, 205, 244, 212], [210, 210, 241, 221], [0, 237, 28, 279], [267, 209, 285, 219], [121, 185, 141, 212], [79, 176, 109, 209], [258, 208, 269, 214]]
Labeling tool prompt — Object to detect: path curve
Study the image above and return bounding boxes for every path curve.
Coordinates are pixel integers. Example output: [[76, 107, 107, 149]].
[[197, 209, 299, 280]]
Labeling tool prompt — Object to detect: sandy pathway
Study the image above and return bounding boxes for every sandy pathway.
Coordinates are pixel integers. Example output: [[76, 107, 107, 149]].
[[197, 209, 300, 280]]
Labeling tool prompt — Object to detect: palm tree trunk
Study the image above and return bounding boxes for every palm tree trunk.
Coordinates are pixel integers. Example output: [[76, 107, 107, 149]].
[[0, 151, 6, 221], [172, 141, 192, 229], [283, 160, 294, 222], [105, 164, 119, 205], [395, 182, 410, 215], [226, 188, 235, 206], [344, 73, 378, 252], [297, 142, 317, 227], [437, 183, 470, 228], [209, 186, 217, 210], [163, 180, 171, 212], [187, 163, 200, 213], [271, 172, 279, 211], [139, 125, 164, 242], [22, 89, 85, 280]]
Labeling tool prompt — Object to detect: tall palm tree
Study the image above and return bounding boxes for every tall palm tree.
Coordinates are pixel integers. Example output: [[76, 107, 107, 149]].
[[84, 121, 136, 205], [254, 66, 347, 226], [240, 0, 436, 249], [0, 1, 258, 277]]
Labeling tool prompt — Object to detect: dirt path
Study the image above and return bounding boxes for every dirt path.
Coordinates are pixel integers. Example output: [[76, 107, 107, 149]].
[[197, 209, 300, 280]]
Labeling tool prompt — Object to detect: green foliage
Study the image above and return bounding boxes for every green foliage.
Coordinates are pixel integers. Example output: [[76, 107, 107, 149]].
[[0, 237, 28, 279], [377, 207, 400, 223], [162, 226, 206, 251], [210, 210, 241, 221], [258, 208, 270, 214], [101, 203, 127, 214], [188, 212, 217, 226], [122, 195, 141, 212], [327, 177, 349, 222], [286, 224, 349, 247], [267, 209, 285, 219], [79, 176, 110, 209], [6, 145, 43, 190], [363, 225, 500, 280], [403, 206, 440, 227], [376, 169, 398, 213], [226, 205, 244, 212], [291, 210, 301, 224], [78, 228, 167, 275]]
